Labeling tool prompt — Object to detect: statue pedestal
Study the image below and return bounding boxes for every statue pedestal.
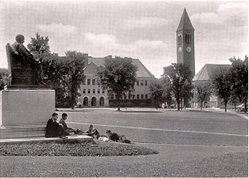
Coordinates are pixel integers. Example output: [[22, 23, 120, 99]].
[[0, 89, 55, 138]]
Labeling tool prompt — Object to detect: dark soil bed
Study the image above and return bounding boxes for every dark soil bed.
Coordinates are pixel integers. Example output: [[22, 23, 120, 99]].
[[0, 140, 158, 156]]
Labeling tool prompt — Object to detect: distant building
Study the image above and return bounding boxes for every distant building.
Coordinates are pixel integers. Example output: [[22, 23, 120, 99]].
[[176, 8, 195, 77], [192, 64, 231, 108], [78, 55, 156, 107]]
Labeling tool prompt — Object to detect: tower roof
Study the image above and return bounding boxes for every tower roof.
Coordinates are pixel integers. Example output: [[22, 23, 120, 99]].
[[177, 8, 194, 31]]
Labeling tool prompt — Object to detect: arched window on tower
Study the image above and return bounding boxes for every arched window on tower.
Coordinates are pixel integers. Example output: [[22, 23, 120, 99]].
[[177, 33, 182, 44], [185, 34, 191, 44]]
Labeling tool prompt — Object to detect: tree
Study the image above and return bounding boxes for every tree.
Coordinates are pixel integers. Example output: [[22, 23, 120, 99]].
[[162, 63, 193, 111], [64, 51, 86, 109], [40, 52, 86, 108], [160, 77, 172, 108], [150, 80, 164, 108], [27, 33, 51, 84], [98, 57, 137, 111], [27, 33, 50, 59], [27, 34, 86, 108], [230, 90, 240, 111], [229, 56, 248, 113], [212, 70, 231, 112], [196, 82, 211, 110], [0, 68, 10, 90], [39, 55, 70, 107]]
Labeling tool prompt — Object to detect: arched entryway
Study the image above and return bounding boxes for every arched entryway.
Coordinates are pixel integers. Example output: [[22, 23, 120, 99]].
[[100, 97, 105, 106], [83, 97, 88, 106], [91, 97, 97, 106]]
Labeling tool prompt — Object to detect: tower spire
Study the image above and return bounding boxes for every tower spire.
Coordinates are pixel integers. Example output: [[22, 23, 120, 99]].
[[177, 8, 194, 31], [176, 8, 195, 76]]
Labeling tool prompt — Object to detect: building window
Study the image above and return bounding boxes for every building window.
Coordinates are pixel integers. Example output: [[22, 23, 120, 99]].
[[93, 89, 95, 94], [111, 94, 114, 100], [145, 80, 148, 86], [133, 95, 135, 99], [141, 81, 143, 86], [92, 79, 95, 85], [137, 81, 139, 86], [177, 33, 182, 45], [83, 89, 86, 94], [185, 34, 191, 44], [145, 94, 148, 99], [137, 94, 139, 99], [87, 79, 91, 85], [102, 90, 105, 94], [141, 94, 144, 99], [98, 89, 100, 94], [88, 89, 91, 94]]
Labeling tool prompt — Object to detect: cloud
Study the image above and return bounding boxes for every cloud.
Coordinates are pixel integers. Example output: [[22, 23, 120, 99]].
[[84, 33, 119, 51], [122, 17, 169, 30], [134, 40, 167, 50], [191, 12, 222, 24], [83, 32, 169, 62], [85, 33, 117, 45], [191, 2, 247, 25], [36, 23, 77, 34], [217, 2, 247, 12]]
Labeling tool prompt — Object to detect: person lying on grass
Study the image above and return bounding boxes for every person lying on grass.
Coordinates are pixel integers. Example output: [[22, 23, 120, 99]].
[[86, 124, 100, 139], [106, 130, 131, 144], [59, 113, 83, 135]]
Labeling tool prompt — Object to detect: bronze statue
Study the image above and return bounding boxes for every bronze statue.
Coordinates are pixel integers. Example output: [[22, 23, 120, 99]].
[[6, 34, 43, 86]]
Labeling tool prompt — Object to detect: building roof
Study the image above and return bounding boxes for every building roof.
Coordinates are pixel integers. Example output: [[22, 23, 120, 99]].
[[88, 56, 155, 78], [193, 64, 231, 81], [84, 62, 98, 75], [177, 8, 194, 31]]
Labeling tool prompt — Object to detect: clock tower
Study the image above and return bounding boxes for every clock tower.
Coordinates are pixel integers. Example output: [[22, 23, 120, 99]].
[[176, 8, 195, 76]]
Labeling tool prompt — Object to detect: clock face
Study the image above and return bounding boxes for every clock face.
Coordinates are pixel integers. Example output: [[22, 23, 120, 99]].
[[186, 46, 191, 53], [178, 47, 182, 52]]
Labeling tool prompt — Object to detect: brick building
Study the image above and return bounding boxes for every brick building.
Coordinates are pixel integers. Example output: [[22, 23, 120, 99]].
[[78, 55, 156, 107]]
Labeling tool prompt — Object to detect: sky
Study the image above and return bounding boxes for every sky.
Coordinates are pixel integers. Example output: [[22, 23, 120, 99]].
[[0, 0, 248, 78]]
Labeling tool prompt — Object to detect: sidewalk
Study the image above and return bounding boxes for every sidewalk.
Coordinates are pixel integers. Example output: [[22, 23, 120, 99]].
[[191, 107, 248, 120]]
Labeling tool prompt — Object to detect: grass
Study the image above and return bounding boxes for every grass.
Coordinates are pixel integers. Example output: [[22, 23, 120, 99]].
[[0, 139, 158, 156]]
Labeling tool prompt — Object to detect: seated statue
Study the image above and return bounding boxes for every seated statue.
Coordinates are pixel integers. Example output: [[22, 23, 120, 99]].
[[6, 34, 42, 86]]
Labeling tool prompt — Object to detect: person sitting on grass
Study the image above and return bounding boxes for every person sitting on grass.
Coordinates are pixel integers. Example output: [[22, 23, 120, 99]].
[[86, 124, 100, 139], [106, 130, 131, 144], [59, 113, 83, 135], [45, 113, 68, 139]]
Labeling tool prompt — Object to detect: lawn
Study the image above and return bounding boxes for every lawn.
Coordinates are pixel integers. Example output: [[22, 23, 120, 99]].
[[0, 108, 247, 177], [0, 139, 158, 156]]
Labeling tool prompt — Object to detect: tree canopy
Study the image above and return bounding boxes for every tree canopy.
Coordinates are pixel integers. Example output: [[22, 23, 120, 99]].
[[27, 33, 86, 108], [212, 69, 231, 112], [162, 63, 193, 110], [229, 56, 248, 112], [149, 80, 164, 108], [27, 33, 50, 59], [98, 57, 137, 111], [0, 68, 10, 90], [196, 82, 211, 110]]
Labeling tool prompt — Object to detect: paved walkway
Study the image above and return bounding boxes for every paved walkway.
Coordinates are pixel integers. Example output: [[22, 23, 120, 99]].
[[68, 121, 248, 137]]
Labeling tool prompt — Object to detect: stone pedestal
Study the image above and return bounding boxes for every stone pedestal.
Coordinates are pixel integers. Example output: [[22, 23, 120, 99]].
[[0, 89, 55, 138]]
